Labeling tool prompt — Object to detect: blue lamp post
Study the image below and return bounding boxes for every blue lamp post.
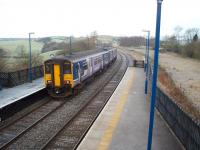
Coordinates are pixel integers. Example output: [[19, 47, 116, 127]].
[[28, 32, 34, 83], [87, 36, 90, 50], [144, 37, 147, 72], [69, 36, 72, 55], [143, 30, 150, 94], [147, 0, 163, 150]]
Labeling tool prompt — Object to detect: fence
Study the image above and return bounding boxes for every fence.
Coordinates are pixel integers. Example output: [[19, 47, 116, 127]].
[[147, 61, 200, 150], [0, 65, 44, 88]]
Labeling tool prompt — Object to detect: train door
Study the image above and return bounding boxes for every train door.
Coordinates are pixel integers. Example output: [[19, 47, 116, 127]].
[[91, 57, 94, 74], [87, 58, 92, 76], [53, 64, 61, 87], [78, 62, 81, 83], [73, 62, 81, 84], [90, 58, 93, 76]]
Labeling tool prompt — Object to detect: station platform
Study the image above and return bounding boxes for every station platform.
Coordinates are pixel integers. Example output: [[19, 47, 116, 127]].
[[77, 67, 183, 150], [0, 78, 45, 109]]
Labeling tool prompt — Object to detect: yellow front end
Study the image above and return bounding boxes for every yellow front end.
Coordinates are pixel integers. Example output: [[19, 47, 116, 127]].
[[44, 74, 52, 85], [44, 62, 52, 86], [63, 62, 74, 89], [53, 64, 61, 87], [64, 74, 74, 88], [44, 64, 74, 88], [44, 61, 74, 97]]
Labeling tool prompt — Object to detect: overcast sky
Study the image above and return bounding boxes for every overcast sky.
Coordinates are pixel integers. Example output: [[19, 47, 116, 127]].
[[0, 0, 199, 38]]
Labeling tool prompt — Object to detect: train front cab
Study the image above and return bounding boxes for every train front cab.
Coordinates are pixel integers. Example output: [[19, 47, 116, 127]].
[[44, 60, 74, 97]]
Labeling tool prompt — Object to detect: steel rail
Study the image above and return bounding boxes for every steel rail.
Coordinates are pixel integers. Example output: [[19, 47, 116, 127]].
[[40, 53, 128, 150], [0, 98, 67, 149]]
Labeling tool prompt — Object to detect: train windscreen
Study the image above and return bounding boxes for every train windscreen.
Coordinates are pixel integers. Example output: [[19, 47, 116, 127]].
[[45, 63, 51, 74], [63, 62, 71, 74]]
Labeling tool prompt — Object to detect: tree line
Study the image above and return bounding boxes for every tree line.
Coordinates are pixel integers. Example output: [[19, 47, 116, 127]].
[[119, 36, 155, 48], [161, 26, 200, 59]]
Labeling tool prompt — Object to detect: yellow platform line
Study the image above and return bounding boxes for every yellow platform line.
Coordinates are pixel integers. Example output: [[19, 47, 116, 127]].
[[97, 69, 135, 150]]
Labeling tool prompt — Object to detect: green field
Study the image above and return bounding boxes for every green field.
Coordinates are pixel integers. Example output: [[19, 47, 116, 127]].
[[0, 36, 115, 72], [0, 39, 44, 56], [0, 38, 65, 72]]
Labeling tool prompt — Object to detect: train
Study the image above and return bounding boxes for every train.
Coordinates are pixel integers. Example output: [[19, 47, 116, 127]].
[[44, 48, 117, 97]]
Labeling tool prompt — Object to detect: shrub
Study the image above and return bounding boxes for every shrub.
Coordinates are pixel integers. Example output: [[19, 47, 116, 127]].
[[119, 36, 145, 47], [41, 38, 96, 54], [161, 36, 183, 54], [0, 47, 7, 56], [15, 51, 43, 70], [183, 41, 200, 59], [0, 59, 6, 72]]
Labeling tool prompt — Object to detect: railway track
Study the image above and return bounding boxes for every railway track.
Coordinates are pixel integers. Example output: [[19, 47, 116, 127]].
[[0, 52, 129, 150], [40, 53, 128, 150], [0, 88, 48, 122], [0, 98, 68, 149]]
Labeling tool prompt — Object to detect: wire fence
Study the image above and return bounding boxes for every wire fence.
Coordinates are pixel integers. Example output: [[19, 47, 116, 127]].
[[147, 61, 200, 150], [0, 65, 44, 88]]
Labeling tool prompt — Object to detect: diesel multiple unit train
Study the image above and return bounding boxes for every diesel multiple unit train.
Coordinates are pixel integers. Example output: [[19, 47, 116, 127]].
[[44, 48, 117, 97]]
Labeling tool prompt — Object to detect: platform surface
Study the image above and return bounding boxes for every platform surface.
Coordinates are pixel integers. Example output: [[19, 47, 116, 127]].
[[0, 78, 45, 109], [78, 67, 183, 150]]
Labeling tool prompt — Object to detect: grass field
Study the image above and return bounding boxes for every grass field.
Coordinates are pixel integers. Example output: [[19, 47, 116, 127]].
[[0, 35, 115, 72], [0, 39, 44, 56], [0, 38, 64, 72]]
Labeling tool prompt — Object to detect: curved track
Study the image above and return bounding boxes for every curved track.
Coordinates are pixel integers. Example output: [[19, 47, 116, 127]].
[[41, 53, 129, 150], [0, 52, 130, 150]]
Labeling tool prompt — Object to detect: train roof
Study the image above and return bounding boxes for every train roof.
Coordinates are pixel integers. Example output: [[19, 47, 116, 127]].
[[45, 48, 116, 63]]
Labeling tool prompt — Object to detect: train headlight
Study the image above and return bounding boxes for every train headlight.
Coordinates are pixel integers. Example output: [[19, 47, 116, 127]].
[[64, 80, 70, 84], [47, 80, 52, 84]]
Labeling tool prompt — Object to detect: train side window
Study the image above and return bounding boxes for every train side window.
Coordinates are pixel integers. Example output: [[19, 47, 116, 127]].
[[82, 60, 88, 70], [98, 57, 102, 63], [94, 58, 98, 65], [63, 62, 71, 74], [45, 63, 51, 74], [83, 64, 88, 70]]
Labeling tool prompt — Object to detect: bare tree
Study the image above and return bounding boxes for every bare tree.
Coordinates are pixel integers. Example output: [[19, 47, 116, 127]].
[[0, 47, 7, 57], [16, 45, 26, 58], [15, 46, 43, 70], [119, 36, 145, 47], [193, 34, 198, 42], [174, 26, 183, 43], [184, 28, 200, 43], [16, 48, 29, 69], [32, 53, 43, 67], [0, 58, 6, 72], [90, 31, 98, 48]]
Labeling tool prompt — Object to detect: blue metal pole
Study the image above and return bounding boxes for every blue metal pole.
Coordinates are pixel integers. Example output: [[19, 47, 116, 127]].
[[145, 31, 150, 94], [144, 38, 148, 72], [28, 33, 32, 83], [147, 0, 163, 150], [88, 36, 90, 50], [70, 36, 72, 55]]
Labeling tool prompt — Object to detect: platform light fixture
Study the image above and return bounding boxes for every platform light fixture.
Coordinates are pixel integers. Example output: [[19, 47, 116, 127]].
[[147, 0, 163, 150], [28, 32, 34, 83]]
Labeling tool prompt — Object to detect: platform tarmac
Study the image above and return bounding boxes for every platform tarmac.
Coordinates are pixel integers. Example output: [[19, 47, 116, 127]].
[[0, 78, 44, 109], [77, 67, 183, 150]]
